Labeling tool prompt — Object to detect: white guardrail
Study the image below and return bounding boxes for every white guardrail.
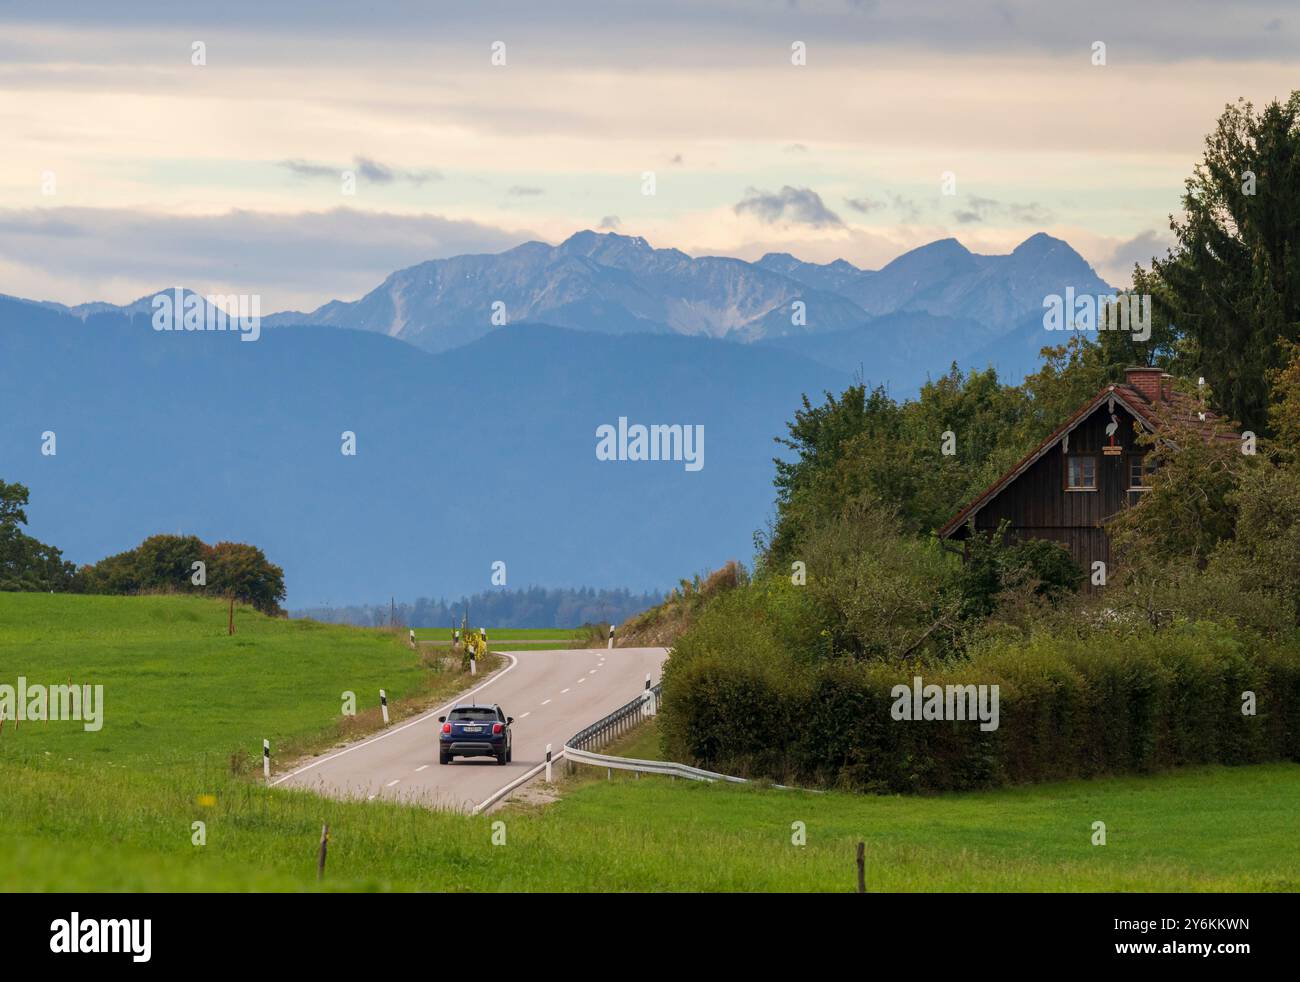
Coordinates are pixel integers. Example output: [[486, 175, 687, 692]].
[[478, 679, 810, 813], [563, 680, 751, 784], [563, 743, 750, 783]]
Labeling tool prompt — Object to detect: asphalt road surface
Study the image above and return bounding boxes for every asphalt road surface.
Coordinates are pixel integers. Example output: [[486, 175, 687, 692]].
[[273, 646, 667, 812]]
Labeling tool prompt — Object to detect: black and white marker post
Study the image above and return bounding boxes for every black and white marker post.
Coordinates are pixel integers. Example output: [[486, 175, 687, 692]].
[[644, 673, 656, 716], [263, 738, 270, 781], [608, 624, 615, 649], [545, 743, 553, 783], [380, 689, 389, 725]]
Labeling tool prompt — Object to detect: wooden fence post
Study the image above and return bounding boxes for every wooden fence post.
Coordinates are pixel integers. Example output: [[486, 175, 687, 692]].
[[318, 824, 329, 880]]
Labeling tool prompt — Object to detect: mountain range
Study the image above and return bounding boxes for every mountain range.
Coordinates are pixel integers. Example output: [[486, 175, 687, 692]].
[[2, 230, 1116, 607], [257, 230, 1113, 368], [26, 230, 1114, 390]]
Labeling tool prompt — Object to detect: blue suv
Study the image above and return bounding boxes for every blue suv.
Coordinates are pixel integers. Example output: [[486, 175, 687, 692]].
[[439, 703, 513, 765]]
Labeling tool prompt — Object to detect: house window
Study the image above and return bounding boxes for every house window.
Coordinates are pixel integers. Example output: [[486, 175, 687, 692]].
[[1066, 455, 1097, 490], [1129, 455, 1152, 490]]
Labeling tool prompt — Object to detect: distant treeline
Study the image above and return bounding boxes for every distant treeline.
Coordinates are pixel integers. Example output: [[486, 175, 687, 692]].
[[294, 586, 664, 629]]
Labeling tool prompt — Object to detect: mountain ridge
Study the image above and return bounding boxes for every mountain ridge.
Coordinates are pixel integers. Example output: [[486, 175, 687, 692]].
[[262, 229, 1111, 354], [34, 231, 1114, 363]]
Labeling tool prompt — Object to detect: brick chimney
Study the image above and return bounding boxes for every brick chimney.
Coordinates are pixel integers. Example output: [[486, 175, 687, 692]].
[[1124, 367, 1169, 403]]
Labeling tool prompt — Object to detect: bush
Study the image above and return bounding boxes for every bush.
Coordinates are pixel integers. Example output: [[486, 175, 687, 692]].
[[954, 522, 1084, 621], [661, 616, 1300, 793], [802, 496, 958, 660], [618, 560, 747, 646]]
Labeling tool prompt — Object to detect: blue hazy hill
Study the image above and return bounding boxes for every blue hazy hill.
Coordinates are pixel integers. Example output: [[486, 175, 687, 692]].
[[0, 298, 847, 608]]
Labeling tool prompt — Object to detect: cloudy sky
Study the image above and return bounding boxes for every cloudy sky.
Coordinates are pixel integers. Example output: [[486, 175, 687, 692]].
[[2, 0, 1298, 310]]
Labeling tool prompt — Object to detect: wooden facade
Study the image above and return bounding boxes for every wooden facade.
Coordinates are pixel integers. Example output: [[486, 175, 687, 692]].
[[938, 368, 1183, 582]]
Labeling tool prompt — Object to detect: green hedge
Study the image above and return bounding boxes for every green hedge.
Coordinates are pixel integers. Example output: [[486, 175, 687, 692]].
[[659, 618, 1300, 793]]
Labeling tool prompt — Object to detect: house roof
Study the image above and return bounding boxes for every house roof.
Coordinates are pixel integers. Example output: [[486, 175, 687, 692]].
[[936, 379, 1233, 540]]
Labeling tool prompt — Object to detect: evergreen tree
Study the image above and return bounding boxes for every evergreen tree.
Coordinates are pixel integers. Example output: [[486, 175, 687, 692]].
[[1155, 93, 1300, 433]]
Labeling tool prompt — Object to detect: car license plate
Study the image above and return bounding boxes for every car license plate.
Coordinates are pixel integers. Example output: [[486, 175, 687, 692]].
[[464, 725, 481, 732]]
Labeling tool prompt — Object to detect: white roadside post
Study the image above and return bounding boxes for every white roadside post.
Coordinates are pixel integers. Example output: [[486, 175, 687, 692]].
[[380, 689, 389, 725], [263, 739, 270, 781], [644, 673, 657, 716], [408, 629, 416, 648], [545, 743, 553, 783], [607, 624, 615, 649], [470, 656, 476, 676]]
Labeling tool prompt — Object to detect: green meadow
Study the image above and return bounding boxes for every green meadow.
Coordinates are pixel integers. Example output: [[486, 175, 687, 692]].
[[2, 593, 1298, 892], [0, 593, 476, 769]]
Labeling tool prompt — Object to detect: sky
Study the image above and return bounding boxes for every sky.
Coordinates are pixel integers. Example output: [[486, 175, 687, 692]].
[[2, 0, 1298, 311]]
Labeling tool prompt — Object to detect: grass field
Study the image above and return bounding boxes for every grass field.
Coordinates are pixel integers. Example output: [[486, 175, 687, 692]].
[[3, 593, 1299, 892], [0, 593, 497, 770]]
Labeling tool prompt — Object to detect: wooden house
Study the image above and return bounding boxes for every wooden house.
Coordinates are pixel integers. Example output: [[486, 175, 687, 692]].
[[937, 367, 1234, 580]]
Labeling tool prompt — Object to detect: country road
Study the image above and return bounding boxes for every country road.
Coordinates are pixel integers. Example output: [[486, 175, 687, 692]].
[[273, 646, 667, 812]]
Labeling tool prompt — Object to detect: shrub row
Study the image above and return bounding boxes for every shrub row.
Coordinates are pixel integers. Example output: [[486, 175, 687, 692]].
[[659, 618, 1300, 793]]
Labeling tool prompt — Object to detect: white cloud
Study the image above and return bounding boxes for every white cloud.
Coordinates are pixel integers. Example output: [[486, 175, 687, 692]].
[[0, 207, 532, 309], [0, 5, 1295, 304]]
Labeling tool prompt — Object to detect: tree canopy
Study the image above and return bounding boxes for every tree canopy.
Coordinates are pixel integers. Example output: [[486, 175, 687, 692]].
[[0, 480, 76, 592], [1154, 93, 1300, 434], [77, 534, 287, 615]]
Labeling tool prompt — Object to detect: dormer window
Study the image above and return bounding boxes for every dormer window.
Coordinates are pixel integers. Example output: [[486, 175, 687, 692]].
[[1066, 455, 1097, 490]]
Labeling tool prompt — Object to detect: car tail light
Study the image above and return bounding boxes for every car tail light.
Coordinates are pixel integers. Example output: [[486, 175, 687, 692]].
[[441, 723, 451, 734], [492, 723, 503, 735]]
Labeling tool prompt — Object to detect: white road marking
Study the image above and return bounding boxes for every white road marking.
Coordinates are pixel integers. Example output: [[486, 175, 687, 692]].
[[386, 779, 400, 788], [519, 711, 531, 719], [415, 765, 428, 772], [269, 653, 521, 787], [274, 647, 668, 817], [589, 669, 598, 674], [367, 794, 377, 801]]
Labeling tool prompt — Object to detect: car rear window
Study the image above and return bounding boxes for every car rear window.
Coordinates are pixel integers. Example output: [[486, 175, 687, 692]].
[[450, 707, 497, 721]]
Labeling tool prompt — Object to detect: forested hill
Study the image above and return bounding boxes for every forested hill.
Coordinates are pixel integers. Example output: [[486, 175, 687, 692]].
[[293, 585, 664, 629]]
